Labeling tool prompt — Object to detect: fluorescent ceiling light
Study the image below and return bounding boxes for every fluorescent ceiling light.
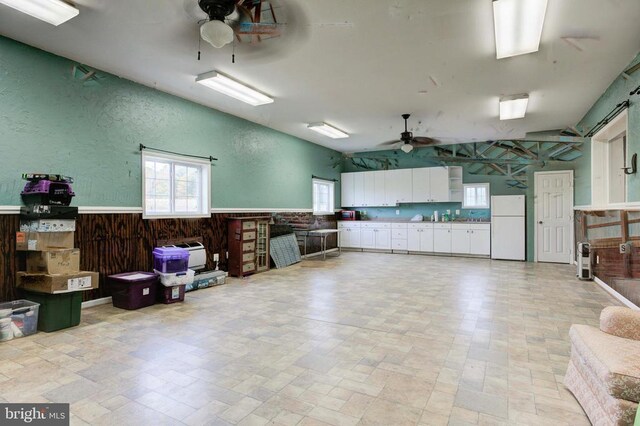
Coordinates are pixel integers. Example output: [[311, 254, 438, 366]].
[[307, 122, 349, 139], [196, 71, 274, 106], [0, 0, 79, 26], [493, 0, 548, 59], [400, 144, 414, 153], [499, 94, 529, 120]]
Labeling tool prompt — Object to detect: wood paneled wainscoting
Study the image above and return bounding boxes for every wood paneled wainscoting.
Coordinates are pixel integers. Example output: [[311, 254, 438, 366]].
[[0, 212, 337, 303], [574, 209, 640, 307]]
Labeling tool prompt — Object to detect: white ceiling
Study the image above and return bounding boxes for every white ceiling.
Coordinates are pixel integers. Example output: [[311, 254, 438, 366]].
[[1, 0, 640, 153]]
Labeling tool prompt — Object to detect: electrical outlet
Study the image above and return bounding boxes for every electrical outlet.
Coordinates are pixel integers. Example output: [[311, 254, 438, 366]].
[[620, 242, 631, 254], [455, 209, 460, 215], [214, 253, 219, 262], [596, 255, 600, 264], [396, 209, 400, 215], [225, 251, 229, 259]]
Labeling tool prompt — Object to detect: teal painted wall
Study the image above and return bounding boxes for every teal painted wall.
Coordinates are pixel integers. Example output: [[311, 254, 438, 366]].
[[575, 52, 640, 204], [0, 36, 340, 208]]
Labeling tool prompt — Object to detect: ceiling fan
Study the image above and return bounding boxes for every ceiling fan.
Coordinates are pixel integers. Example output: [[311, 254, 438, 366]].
[[198, 0, 283, 49], [380, 114, 439, 153]]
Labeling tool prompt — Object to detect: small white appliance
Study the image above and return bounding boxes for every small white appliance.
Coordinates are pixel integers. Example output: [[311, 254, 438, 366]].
[[170, 242, 207, 271], [491, 195, 525, 261], [577, 242, 593, 280]]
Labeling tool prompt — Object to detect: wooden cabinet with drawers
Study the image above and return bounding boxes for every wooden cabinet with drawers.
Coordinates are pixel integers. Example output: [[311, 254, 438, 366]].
[[227, 216, 270, 277]]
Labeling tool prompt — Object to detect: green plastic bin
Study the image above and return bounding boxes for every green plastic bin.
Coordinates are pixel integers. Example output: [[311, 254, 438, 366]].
[[22, 291, 82, 332]]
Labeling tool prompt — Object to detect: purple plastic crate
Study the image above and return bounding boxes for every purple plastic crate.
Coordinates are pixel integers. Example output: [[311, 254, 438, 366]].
[[21, 180, 75, 206], [108, 272, 158, 310], [152, 247, 190, 273]]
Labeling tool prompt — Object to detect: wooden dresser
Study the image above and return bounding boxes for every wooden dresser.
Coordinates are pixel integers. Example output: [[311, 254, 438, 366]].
[[227, 216, 270, 277]]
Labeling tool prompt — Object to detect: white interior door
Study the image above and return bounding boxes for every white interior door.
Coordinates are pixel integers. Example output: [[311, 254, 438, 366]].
[[608, 136, 626, 204], [535, 171, 573, 264]]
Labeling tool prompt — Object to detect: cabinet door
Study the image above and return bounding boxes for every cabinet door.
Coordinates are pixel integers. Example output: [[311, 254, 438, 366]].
[[360, 228, 376, 249], [451, 229, 470, 254], [420, 228, 434, 252], [373, 171, 386, 206], [375, 228, 392, 250], [469, 229, 491, 255], [433, 229, 452, 253], [384, 170, 399, 206], [429, 167, 450, 202], [353, 172, 365, 207], [339, 229, 350, 248], [363, 172, 376, 207], [412, 168, 431, 202], [396, 169, 413, 203], [341, 173, 355, 207], [407, 229, 421, 251], [350, 228, 361, 248]]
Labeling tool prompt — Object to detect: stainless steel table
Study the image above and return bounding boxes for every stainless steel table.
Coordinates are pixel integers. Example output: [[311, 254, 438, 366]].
[[303, 229, 341, 260]]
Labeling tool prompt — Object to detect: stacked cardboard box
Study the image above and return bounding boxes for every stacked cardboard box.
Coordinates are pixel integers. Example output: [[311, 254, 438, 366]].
[[16, 206, 99, 294]]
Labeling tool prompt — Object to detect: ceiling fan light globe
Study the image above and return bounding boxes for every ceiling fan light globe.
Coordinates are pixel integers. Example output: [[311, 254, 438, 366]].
[[400, 144, 414, 153], [200, 20, 234, 48]]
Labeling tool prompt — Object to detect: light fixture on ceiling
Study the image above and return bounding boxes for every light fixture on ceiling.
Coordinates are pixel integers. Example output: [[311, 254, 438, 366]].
[[0, 0, 79, 26], [400, 143, 414, 154], [195, 71, 274, 106], [499, 94, 529, 120], [200, 20, 234, 49], [493, 0, 548, 59], [307, 123, 349, 139]]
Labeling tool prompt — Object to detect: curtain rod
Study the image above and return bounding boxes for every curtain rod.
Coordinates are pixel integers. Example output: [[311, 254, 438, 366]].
[[139, 144, 218, 162], [585, 100, 629, 137], [312, 175, 338, 182]]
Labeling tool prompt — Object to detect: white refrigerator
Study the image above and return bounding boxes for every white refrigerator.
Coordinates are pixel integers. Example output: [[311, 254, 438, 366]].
[[491, 195, 525, 261]]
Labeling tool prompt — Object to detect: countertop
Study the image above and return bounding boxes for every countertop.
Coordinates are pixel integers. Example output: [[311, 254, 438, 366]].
[[338, 219, 491, 224]]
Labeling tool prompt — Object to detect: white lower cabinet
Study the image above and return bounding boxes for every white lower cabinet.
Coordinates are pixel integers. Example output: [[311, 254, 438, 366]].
[[450, 223, 491, 255], [408, 223, 434, 252], [338, 221, 490, 256], [391, 223, 408, 250], [469, 226, 491, 255], [338, 222, 361, 248], [433, 224, 452, 253]]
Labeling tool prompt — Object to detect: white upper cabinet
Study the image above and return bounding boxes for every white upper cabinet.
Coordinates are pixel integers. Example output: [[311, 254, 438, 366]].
[[353, 172, 365, 207], [412, 168, 430, 202], [341, 172, 355, 207], [373, 171, 387, 206], [429, 167, 450, 202], [342, 166, 462, 207]]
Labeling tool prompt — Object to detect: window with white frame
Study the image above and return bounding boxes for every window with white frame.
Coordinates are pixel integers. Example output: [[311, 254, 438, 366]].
[[463, 183, 490, 209], [312, 178, 335, 215], [142, 151, 211, 218]]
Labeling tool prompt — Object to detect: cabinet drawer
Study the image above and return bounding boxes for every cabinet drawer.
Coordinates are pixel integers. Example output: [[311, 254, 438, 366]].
[[242, 262, 255, 273], [242, 252, 255, 262], [433, 223, 452, 230], [408, 222, 433, 230], [362, 222, 390, 229], [392, 223, 408, 229], [392, 229, 408, 239], [470, 224, 491, 231], [338, 221, 361, 228], [242, 221, 256, 230], [452, 223, 469, 230], [392, 239, 408, 250], [243, 231, 256, 240], [243, 241, 255, 252]]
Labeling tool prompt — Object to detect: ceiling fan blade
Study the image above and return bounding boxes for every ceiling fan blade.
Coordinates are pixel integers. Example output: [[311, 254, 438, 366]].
[[412, 137, 438, 145], [379, 140, 401, 146]]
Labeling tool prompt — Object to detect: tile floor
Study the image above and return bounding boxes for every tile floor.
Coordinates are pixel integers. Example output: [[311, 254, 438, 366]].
[[0, 252, 620, 425]]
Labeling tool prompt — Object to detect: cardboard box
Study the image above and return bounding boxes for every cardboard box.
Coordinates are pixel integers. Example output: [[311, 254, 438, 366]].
[[26, 249, 80, 275], [20, 219, 76, 232], [16, 271, 99, 294], [16, 231, 74, 251]]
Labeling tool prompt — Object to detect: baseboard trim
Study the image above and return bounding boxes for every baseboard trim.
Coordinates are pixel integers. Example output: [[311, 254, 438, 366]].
[[211, 208, 313, 213], [0, 206, 20, 215], [593, 276, 639, 310], [82, 296, 112, 309]]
